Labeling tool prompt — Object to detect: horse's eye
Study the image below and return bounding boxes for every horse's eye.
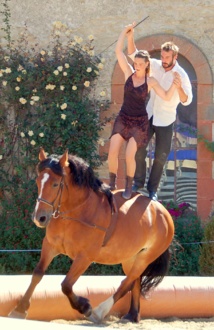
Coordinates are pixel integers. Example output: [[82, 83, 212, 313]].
[[53, 183, 59, 187]]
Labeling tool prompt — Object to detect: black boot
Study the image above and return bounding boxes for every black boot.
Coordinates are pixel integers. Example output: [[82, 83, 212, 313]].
[[122, 176, 133, 200], [109, 172, 117, 191]]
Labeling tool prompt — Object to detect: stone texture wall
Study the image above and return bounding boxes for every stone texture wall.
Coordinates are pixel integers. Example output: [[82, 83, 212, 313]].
[[1, 0, 214, 218], [1, 0, 213, 100]]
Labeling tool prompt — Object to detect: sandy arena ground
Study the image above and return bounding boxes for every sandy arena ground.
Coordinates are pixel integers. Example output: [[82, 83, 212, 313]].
[[52, 316, 214, 330]]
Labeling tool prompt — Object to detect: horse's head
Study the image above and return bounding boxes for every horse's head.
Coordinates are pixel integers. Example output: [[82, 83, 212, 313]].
[[32, 147, 69, 228]]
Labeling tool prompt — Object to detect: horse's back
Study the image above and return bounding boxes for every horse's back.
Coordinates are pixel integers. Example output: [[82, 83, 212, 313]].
[[95, 190, 174, 263], [113, 190, 172, 225]]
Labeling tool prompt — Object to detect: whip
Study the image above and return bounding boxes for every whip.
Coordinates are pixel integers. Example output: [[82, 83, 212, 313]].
[[99, 15, 149, 55]]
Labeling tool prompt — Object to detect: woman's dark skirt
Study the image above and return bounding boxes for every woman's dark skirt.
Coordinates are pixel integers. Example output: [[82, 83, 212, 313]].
[[110, 113, 149, 148]]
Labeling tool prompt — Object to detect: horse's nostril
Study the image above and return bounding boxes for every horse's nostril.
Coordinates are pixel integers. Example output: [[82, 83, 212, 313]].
[[40, 216, 46, 223]]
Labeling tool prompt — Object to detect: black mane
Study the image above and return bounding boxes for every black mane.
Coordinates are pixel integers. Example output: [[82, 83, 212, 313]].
[[37, 153, 114, 212]]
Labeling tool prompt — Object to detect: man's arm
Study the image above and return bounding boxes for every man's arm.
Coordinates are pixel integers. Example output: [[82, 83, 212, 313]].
[[179, 74, 193, 105], [177, 86, 188, 103]]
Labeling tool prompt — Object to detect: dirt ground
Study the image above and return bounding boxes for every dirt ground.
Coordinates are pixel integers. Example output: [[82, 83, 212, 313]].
[[52, 316, 214, 330]]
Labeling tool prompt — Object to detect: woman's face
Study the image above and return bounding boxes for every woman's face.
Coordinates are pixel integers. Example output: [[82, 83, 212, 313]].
[[133, 57, 148, 73]]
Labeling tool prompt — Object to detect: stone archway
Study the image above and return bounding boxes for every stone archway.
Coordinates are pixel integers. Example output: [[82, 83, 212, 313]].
[[106, 34, 213, 219]]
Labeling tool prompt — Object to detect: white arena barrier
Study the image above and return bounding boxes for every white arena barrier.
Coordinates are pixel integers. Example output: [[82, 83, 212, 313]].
[[0, 275, 214, 321]]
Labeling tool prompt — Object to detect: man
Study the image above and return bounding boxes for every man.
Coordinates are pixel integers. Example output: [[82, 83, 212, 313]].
[[127, 24, 193, 201]]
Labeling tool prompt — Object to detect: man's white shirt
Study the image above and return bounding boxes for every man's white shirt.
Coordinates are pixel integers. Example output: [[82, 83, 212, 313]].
[[128, 54, 193, 127]]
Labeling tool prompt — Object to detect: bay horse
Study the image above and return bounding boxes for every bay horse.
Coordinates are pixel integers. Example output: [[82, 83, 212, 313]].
[[9, 148, 174, 323]]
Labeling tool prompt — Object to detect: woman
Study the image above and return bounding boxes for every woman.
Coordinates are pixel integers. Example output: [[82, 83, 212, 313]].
[[108, 23, 180, 199]]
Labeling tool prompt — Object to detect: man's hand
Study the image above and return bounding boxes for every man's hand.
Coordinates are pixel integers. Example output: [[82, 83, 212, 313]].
[[173, 72, 182, 88], [173, 72, 188, 102]]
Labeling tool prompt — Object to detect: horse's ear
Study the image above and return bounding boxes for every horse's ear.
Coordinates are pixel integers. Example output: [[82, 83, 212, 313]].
[[60, 149, 69, 168], [39, 147, 47, 161]]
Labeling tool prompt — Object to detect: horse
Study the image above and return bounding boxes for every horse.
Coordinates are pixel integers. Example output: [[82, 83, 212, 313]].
[[9, 147, 174, 323]]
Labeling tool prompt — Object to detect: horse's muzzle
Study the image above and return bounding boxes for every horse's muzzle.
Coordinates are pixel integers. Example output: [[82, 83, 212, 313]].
[[32, 210, 51, 228]]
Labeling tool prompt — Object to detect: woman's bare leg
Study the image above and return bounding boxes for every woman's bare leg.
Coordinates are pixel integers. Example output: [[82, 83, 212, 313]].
[[108, 134, 125, 174]]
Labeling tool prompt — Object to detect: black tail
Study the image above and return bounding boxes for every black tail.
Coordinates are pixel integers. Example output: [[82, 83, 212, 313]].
[[140, 248, 170, 297]]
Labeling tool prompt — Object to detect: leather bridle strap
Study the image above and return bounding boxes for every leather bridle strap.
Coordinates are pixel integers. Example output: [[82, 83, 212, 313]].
[[37, 176, 64, 217]]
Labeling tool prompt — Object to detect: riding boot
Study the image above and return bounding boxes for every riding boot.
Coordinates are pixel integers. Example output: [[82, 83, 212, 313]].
[[109, 172, 117, 191], [122, 176, 133, 200]]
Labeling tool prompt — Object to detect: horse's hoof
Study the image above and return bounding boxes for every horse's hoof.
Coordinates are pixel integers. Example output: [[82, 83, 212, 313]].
[[8, 310, 27, 319], [122, 312, 140, 323], [86, 311, 101, 324]]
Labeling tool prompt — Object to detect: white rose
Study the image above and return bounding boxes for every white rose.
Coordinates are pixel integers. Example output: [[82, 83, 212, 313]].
[[60, 103, 67, 110], [100, 91, 106, 97], [98, 63, 104, 70], [88, 35, 94, 41], [19, 98, 27, 104], [61, 114, 66, 120], [31, 96, 40, 101], [84, 81, 90, 87], [5, 67, 11, 73]]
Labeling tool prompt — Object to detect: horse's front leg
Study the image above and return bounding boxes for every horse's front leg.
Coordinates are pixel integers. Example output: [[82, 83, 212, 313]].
[[61, 254, 92, 317], [8, 238, 57, 319]]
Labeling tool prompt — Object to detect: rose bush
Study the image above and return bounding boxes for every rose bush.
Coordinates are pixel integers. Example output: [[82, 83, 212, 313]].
[[0, 1, 111, 274]]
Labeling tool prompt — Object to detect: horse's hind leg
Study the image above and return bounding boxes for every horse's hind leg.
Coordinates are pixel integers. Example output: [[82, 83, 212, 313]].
[[8, 238, 56, 319], [88, 247, 170, 323], [122, 278, 141, 322]]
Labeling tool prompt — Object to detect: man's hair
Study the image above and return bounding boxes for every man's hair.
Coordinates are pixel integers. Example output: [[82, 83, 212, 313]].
[[161, 42, 179, 56]]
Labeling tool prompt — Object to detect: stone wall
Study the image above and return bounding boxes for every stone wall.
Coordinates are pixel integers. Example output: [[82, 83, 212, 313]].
[[1, 0, 213, 100]]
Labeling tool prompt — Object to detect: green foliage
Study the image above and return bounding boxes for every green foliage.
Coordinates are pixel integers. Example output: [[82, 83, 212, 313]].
[[199, 217, 214, 275], [0, 0, 12, 49], [198, 135, 214, 154], [0, 179, 44, 274], [0, 4, 111, 274], [161, 200, 204, 275], [85, 263, 123, 275], [165, 203, 204, 276]]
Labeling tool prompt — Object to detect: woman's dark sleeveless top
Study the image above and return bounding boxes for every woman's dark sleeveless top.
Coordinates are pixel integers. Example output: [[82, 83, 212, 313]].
[[120, 73, 148, 117]]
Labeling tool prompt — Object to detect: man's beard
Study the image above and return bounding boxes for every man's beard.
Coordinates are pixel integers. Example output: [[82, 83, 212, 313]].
[[162, 59, 174, 69]]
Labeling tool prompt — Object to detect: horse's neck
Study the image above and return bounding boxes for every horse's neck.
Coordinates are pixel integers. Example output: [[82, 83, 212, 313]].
[[62, 186, 92, 212]]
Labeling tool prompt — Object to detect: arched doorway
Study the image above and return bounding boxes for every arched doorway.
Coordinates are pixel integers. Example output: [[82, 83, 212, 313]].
[[109, 34, 213, 219]]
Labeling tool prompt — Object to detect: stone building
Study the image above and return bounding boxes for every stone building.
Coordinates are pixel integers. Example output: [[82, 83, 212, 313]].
[[1, 0, 214, 219]]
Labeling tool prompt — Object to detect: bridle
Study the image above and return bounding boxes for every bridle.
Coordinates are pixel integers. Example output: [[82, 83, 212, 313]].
[[36, 171, 118, 246], [36, 174, 107, 231], [37, 176, 65, 218]]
